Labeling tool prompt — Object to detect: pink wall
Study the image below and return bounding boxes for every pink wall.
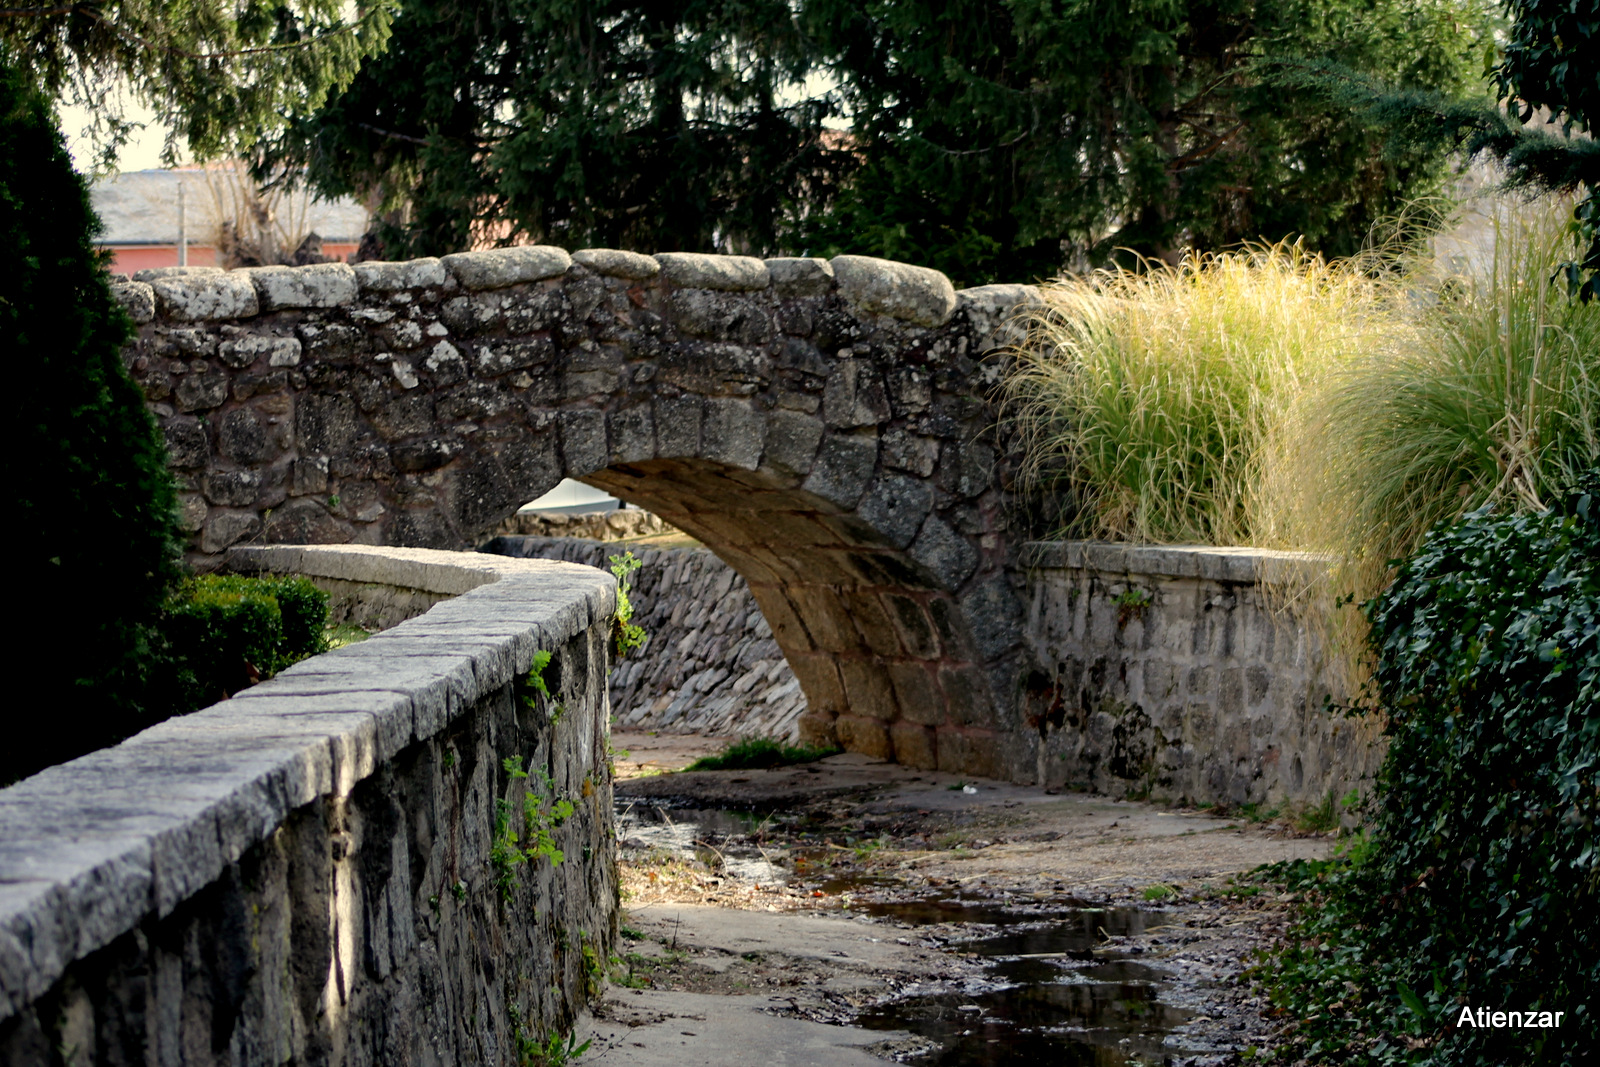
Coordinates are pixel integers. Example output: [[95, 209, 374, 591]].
[[104, 244, 360, 276]]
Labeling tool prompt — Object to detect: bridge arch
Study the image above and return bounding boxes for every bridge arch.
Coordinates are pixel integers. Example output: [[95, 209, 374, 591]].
[[116, 249, 1042, 778]]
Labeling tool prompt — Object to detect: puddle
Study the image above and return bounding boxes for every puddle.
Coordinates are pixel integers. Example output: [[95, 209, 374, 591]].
[[856, 894, 1088, 927], [860, 905, 1192, 1066], [860, 980, 1194, 1066], [955, 907, 1171, 958], [616, 802, 789, 884]]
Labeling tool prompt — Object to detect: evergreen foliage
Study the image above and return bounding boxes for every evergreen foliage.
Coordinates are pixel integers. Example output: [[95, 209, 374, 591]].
[[265, 0, 848, 258], [159, 574, 330, 711], [0, 0, 394, 164], [1274, 0, 1600, 299], [270, 0, 1488, 283], [2, 59, 182, 783], [1260, 477, 1599, 1065]]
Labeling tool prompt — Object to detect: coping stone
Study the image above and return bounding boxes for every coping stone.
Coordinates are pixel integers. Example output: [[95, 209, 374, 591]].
[[148, 272, 260, 322], [131, 266, 224, 282], [830, 255, 957, 327], [1020, 541, 1331, 583], [442, 246, 572, 290], [572, 248, 661, 280], [245, 263, 360, 310], [110, 282, 155, 324], [353, 257, 450, 292], [765, 257, 835, 298], [654, 253, 769, 292]]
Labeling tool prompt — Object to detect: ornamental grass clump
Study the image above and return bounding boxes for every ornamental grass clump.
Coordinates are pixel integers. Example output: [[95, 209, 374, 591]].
[[1003, 240, 1397, 546], [1260, 198, 1600, 624]]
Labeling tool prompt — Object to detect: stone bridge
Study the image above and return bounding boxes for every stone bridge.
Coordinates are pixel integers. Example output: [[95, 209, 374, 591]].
[[114, 250, 1045, 780]]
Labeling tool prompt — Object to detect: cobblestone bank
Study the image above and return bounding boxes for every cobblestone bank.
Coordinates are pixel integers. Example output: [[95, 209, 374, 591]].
[[485, 535, 808, 740]]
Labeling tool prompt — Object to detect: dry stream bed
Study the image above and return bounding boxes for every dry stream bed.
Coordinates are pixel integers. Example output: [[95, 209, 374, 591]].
[[576, 733, 1333, 1066]]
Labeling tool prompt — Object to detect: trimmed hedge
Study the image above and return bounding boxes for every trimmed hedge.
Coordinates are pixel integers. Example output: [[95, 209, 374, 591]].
[[1261, 474, 1598, 1065], [160, 575, 330, 711]]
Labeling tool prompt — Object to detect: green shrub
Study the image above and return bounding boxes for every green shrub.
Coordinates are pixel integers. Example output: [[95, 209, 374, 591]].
[[685, 738, 841, 772], [158, 574, 330, 711], [4, 61, 183, 783], [1260, 474, 1598, 1065]]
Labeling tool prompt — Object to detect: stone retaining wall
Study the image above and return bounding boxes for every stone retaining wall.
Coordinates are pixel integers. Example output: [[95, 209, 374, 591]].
[[489, 507, 678, 541], [0, 546, 619, 1066], [1023, 542, 1384, 807], [484, 535, 808, 741]]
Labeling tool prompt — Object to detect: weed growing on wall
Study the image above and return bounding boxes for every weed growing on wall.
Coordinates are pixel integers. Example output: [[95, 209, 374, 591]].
[[492, 755, 576, 903], [608, 551, 647, 658]]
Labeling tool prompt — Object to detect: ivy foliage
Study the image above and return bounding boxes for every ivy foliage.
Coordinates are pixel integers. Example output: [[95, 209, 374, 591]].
[[3, 60, 183, 784], [1, 0, 394, 165], [272, 0, 1488, 284], [1261, 475, 1599, 1064]]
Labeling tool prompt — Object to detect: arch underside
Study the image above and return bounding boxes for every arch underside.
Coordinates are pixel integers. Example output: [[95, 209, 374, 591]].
[[581, 458, 1002, 773]]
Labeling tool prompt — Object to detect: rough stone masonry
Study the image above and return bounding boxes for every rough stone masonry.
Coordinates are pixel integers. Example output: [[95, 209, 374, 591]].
[[114, 251, 1046, 782]]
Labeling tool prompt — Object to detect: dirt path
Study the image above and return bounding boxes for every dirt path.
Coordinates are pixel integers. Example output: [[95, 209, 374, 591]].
[[577, 732, 1323, 1065]]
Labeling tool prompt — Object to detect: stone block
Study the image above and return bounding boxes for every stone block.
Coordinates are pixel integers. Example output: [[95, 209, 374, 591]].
[[133, 266, 223, 282], [607, 406, 656, 464], [352, 257, 449, 292], [955, 283, 1043, 351], [937, 663, 998, 727], [889, 721, 938, 770], [762, 410, 823, 476], [787, 653, 846, 712], [882, 594, 941, 659], [935, 726, 1002, 778], [109, 282, 155, 323], [909, 516, 978, 590], [765, 257, 834, 297], [200, 511, 261, 553], [654, 252, 769, 291], [201, 470, 261, 507], [442, 246, 572, 290], [839, 658, 899, 721], [830, 255, 957, 327], [152, 272, 260, 321], [262, 499, 355, 544], [701, 398, 764, 470], [292, 456, 330, 495], [857, 473, 933, 550], [958, 577, 1024, 660], [163, 418, 208, 468], [217, 408, 269, 464], [246, 263, 359, 310], [887, 662, 944, 725], [834, 714, 893, 760], [572, 248, 661, 279], [785, 586, 865, 653], [841, 592, 902, 657], [797, 709, 839, 747], [560, 409, 607, 476], [823, 360, 891, 429], [801, 431, 878, 509], [654, 394, 703, 458]]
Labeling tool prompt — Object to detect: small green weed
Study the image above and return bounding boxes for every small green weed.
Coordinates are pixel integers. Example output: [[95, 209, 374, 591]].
[[491, 755, 576, 902], [608, 552, 647, 658], [1141, 883, 1177, 902], [684, 737, 840, 772]]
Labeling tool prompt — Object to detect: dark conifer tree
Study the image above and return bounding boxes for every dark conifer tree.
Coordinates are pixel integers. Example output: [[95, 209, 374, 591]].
[[2, 61, 183, 783]]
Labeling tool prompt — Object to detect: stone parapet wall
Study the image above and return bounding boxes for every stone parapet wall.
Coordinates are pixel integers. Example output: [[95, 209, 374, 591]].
[[0, 546, 619, 1066], [1023, 542, 1384, 807], [484, 535, 808, 741]]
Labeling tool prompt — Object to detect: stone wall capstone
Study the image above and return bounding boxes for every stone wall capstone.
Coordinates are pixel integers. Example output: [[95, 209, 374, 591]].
[[0, 546, 619, 1066]]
